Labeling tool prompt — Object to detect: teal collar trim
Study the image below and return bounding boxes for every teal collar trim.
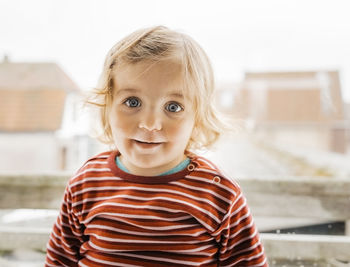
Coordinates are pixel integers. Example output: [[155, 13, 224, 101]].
[[116, 156, 190, 176]]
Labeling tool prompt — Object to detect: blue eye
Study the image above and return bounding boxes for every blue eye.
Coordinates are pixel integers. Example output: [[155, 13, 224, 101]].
[[124, 97, 141, 108], [165, 102, 183, 113]]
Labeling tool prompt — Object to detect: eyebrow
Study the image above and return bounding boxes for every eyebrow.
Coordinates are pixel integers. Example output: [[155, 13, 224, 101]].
[[115, 88, 185, 99], [168, 92, 185, 99], [115, 88, 140, 96]]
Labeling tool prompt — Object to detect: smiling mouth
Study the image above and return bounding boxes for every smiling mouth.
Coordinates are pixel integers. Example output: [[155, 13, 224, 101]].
[[135, 140, 162, 144], [133, 139, 163, 148]]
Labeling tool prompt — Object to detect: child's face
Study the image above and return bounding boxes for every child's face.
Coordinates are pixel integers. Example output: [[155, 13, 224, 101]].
[[109, 60, 195, 176]]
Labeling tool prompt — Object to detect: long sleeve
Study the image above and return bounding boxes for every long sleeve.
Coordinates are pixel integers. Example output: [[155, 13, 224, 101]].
[[45, 185, 84, 266], [217, 191, 268, 266]]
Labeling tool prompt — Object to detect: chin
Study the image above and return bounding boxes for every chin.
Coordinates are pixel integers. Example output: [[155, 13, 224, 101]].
[[134, 158, 164, 169]]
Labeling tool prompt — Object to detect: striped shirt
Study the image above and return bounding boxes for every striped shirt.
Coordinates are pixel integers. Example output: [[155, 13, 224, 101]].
[[45, 151, 268, 266]]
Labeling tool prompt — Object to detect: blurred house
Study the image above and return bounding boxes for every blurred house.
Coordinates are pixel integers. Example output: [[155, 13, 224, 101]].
[[345, 102, 350, 154], [217, 71, 348, 154], [0, 58, 91, 171], [345, 102, 350, 121]]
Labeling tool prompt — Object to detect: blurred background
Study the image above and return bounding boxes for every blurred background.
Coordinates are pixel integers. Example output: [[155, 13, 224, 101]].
[[0, 0, 350, 266]]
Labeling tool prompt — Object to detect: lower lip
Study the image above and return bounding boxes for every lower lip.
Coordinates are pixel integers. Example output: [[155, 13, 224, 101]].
[[133, 140, 163, 149]]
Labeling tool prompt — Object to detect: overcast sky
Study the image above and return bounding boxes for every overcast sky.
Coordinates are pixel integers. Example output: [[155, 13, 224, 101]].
[[1, 0, 350, 101]]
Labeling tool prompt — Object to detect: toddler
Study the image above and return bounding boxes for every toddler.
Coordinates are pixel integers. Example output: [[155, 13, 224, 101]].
[[46, 26, 267, 266]]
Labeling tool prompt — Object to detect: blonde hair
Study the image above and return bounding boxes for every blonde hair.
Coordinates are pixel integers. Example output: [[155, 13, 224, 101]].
[[89, 25, 229, 151]]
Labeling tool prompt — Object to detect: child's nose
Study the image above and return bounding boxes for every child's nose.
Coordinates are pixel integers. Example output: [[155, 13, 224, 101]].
[[138, 110, 162, 131]]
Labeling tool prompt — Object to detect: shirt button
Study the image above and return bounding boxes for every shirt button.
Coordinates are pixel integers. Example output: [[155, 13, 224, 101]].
[[187, 163, 195, 171], [212, 176, 221, 184]]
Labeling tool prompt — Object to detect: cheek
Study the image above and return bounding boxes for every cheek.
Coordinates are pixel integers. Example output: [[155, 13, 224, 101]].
[[109, 110, 133, 136], [167, 117, 195, 141]]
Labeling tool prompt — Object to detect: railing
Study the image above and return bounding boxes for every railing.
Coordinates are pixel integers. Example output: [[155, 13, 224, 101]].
[[1, 173, 350, 264]]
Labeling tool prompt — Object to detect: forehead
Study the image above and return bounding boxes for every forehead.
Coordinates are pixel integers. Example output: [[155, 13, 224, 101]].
[[112, 60, 190, 97]]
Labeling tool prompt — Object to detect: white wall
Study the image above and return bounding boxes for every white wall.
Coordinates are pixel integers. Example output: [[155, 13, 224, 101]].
[[0, 133, 60, 171], [256, 126, 330, 152]]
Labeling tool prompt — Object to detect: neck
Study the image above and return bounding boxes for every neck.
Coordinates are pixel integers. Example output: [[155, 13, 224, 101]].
[[119, 154, 187, 176]]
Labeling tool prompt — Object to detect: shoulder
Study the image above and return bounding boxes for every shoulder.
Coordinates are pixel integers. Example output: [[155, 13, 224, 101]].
[[67, 150, 115, 188], [188, 153, 242, 200]]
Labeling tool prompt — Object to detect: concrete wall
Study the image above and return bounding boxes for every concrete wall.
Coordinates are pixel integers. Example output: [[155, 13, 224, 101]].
[[1, 173, 350, 262]]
